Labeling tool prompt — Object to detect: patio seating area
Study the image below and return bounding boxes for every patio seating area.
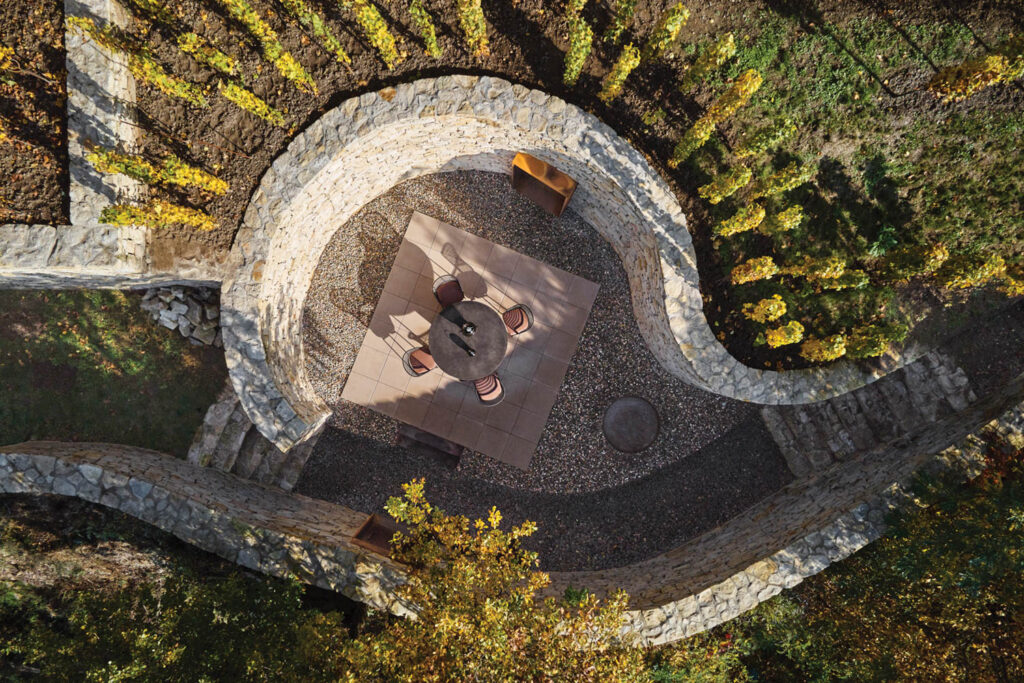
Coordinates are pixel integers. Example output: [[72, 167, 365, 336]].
[[340, 212, 599, 468]]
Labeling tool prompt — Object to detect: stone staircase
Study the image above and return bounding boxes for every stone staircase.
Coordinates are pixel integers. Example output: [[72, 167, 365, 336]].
[[188, 383, 315, 490], [762, 350, 977, 479]]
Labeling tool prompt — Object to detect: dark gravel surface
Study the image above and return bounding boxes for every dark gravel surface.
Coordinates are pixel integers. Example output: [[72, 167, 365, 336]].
[[296, 171, 792, 571]]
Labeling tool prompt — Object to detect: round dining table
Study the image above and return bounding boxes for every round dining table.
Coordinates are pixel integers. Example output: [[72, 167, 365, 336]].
[[428, 301, 508, 380]]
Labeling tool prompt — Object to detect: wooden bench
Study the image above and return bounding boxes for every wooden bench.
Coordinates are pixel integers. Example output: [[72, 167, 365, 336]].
[[351, 513, 401, 556], [511, 152, 577, 217]]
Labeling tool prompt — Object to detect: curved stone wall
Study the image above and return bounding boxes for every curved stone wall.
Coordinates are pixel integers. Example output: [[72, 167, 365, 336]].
[[3, 381, 1022, 646], [221, 75, 924, 452]]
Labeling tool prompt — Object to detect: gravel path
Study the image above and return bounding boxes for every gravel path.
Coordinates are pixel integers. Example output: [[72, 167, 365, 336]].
[[296, 171, 792, 570]]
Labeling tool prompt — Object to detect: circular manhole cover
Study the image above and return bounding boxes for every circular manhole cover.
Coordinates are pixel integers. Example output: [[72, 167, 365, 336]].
[[602, 397, 660, 453]]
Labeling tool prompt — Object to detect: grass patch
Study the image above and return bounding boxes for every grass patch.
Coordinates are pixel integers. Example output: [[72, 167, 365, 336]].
[[0, 290, 225, 455]]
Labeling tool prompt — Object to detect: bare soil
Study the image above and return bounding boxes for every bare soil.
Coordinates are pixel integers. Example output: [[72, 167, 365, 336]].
[[0, 0, 68, 224]]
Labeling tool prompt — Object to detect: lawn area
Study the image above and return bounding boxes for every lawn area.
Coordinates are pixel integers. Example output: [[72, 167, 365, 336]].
[[0, 290, 225, 455]]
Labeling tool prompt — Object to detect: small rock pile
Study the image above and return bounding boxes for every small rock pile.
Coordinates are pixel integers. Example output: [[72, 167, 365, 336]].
[[140, 286, 222, 347]]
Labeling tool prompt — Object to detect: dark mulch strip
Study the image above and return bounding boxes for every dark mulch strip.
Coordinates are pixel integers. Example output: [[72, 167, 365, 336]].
[[0, 0, 67, 224]]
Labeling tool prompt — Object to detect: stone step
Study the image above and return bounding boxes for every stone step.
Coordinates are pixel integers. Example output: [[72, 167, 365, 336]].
[[187, 383, 238, 467], [396, 424, 462, 468], [251, 438, 288, 485], [209, 402, 251, 473], [231, 427, 268, 480], [763, 350, 977, 479], [272, 441, 315, 491]]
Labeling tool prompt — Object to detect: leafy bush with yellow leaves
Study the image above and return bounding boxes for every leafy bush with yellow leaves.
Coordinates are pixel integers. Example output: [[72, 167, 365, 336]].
[[782, 254, 846, 281], [846, 323, 908, 360], [742, 294, 786, 323], [177, 33, 237, 77], [698, 165, 751, 204], [714, 202, 765, 237], [640, 3, 689, 62], [731, 255, 778, 285], [821, 269, 869, 290], [456, 0, 489, 56], [219, 81, 287, 128], [87, 147, 228, 195], [598, 44, 641, 102], [680, 32, 735, 90], [928, 37, 1024, 102], [800, 334, 847, 362], [669, 69, 761, 166], [280, 0, 351, 65], [604, 0, 637, 44], [100, 200, 216, 231], [69, 17, 207, 107], [936, 253, 1006, 290], [734, 117, 797, 158], [212, 0, 316, 92], [883, 243, 949, 280], [342, 0, 402, 68], [758, 205, 803, 236], [765, 320, 804, 347], [563, 17, 594, 86], [409, 0, 442, 58], [750, 161, 816, 199]]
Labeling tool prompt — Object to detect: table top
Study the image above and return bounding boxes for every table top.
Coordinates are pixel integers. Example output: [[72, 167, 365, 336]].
[[428, 301, 508, 380]]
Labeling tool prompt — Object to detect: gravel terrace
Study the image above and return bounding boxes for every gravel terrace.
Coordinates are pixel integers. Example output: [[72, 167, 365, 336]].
[[295, 171, 791, 571]]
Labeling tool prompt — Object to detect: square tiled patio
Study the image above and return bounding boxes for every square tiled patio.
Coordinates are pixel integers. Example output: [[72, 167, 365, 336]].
[[340, 211, 599, 469]]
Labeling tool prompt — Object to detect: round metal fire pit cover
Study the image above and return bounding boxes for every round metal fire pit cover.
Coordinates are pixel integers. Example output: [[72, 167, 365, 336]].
[[603, 397, 659, 453]]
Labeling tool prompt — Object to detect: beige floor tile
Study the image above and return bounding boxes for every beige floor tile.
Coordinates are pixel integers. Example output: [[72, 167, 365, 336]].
[[349, 346, 388, 381], [475, 424, 510, 458], [395, 395, 432, 426], [405, 211, 439, 248], [423, 402, 457, 439], [500, 435, 535, 469], [448, 418, 484, 449], [378, 354, 412, 392], [341, 372, 378, 404], [512, 408, 548, 440], [484, 401, 519, 432]]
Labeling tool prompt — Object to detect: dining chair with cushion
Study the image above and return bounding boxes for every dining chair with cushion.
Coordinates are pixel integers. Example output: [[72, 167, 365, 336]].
[[433, 275, 465, 308], [502, 304, 534, 336], [473, 373, 505, 406], [402, 346, 437, 377]]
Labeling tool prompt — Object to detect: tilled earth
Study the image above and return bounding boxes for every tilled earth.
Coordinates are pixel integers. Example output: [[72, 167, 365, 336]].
[[296, 171, 792, 571]]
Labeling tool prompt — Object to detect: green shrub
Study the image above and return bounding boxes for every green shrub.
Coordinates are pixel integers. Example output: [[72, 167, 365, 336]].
[[782, 254, 846, 281], [698, 165, 751, 204], [87, 147, 228, 194], [563, 17, 594, 86], [598, 43, 640, 102], [640, 2, 689, 62], [680, 32, 735, 89], [212, 0, 316, 93], [177, 32, 238, 76], [604, 0, 637, 44], [409, 0, 442, 58], [280, 0, 351, 65], [100, 199, 216, 231], [565, 0, 587, 21], [456, 0, 489, 57], [69, 17, 207, 107], [218, 80, 288, 127], [341, 0, 403, 68], [734, 117, 796, 158]]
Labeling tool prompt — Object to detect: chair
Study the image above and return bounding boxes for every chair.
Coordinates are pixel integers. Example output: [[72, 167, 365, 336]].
[[473, 373, 505, 406], [402, 346, 436, 376], [433, 275, 464, 307], [502, 304, 534, 336]]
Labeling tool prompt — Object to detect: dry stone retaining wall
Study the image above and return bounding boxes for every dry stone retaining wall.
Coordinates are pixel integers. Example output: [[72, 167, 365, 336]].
[[0, 442, 410, 615], [222, 75, 925, 454], [3, 381, 1023, 646]]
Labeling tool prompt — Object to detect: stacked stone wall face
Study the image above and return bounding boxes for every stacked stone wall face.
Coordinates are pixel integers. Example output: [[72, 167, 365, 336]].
[[223, 75, 927, 453]]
